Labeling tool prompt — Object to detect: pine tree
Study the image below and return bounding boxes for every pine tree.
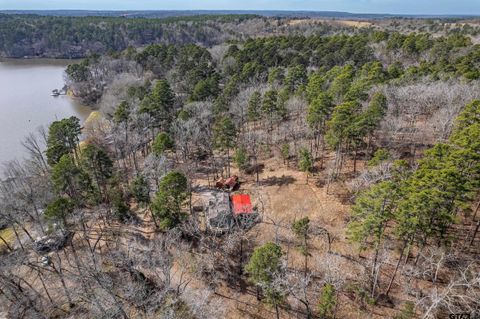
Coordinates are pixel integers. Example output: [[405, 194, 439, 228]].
[[292, 217, 311, 276], [307, 93, 333, 161], [298, 148, 313, 183], [51, 155, 94, 205], [280, 143, 290, 166], [46, 116, 82, 165], [348, 180, 399, 297], [247, 91, 262, 122], [153, 132, 175, 156], [285, 64, 307, 93], [80, 144, 113, 198], [140, 79, 175, 132], [44, 198, 75, 227], [318, 283, 336, 319], [233, 147, 249, 171], [245, 242, 285, 319], [213, 116, 237, 176], [151, 171, 188, 230], [130, 175, 151, 206]]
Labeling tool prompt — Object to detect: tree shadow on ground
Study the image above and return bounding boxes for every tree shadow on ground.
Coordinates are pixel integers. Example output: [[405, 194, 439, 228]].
[[244, 163, 265, 175], [259, 175, 296, 187]]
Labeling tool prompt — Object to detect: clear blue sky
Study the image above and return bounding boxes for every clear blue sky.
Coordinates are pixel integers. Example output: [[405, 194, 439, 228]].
[[0, 0, 479, 15]]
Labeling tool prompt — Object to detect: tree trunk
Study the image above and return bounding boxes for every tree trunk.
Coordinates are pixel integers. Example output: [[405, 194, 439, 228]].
[[304, 235, 308, 278], [385, 241, 407, 297], [12, 224, 24, 251], [319, 134, 325, 170], [470, 220, 480, 246], [0, 233, 13, 252], [132, 151, 139, 174], [353, 147, 357, 174], [37, 271, 54, 305], [53, 258, 75, 308], [472, 200, 480, 222], [371, 243, 379, 298], [227, 148, 231, 177]]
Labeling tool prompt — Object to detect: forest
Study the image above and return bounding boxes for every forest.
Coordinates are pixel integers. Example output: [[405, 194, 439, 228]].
[[1, 13, 480, 319]]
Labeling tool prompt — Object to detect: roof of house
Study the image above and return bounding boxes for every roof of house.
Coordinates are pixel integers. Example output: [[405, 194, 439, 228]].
[[231, 194, 253, 215], [203, 191, 234, 230]]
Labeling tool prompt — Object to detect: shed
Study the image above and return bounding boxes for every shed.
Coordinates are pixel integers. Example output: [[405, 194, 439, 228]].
[[231, 194, 253, 215]]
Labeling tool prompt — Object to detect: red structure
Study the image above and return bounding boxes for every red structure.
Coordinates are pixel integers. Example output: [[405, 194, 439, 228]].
[[215, 175, 239, 190], [231, 194, 253, 215]]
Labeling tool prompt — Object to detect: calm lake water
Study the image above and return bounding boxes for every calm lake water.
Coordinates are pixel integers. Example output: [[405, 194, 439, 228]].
[[0, 59, 92, 164]]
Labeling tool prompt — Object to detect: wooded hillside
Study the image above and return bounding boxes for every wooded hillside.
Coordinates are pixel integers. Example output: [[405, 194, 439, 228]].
[[1, 14, 480, 319]]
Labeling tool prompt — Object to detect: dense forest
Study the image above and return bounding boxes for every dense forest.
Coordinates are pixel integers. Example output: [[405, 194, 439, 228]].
[[1, 13, 480, 319], [1, 13, 479, 58], [0, 13, 343, 58]]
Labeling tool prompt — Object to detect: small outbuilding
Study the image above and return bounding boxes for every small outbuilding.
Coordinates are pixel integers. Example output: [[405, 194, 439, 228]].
[[215, 175, 239, 190], [231, 194, 254, 215], [203, 191, 259, 233]]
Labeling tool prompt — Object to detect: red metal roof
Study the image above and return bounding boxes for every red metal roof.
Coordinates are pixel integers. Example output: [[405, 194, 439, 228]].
[[231, 194, 253, 215]]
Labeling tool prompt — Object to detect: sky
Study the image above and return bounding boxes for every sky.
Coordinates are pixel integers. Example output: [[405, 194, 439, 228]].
[[0, 0, 479, 15]]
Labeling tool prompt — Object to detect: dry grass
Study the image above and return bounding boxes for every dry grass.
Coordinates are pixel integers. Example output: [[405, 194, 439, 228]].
[[0, 227, 14, 252], [190, 155, 402, 319], [287, 18, 373, 29]]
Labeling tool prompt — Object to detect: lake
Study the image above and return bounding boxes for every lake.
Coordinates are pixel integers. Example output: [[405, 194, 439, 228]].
[[0, 59, 92, 164]]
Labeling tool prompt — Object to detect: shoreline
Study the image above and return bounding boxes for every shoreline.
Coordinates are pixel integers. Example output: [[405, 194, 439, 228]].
[[0, 57, 83, 66]]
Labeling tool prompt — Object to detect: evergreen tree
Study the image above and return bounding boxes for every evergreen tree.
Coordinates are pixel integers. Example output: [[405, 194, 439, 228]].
[[326, 100, 366, 174], [285, 64, 307, 93], [268, 67, 284, 85], [189, 75, 220, 102], [245, 242, 285, 319], [140, 79, 175, 131], [153, 132, 175, 156], [368, 148, 391, 167], [262, 89, 281, 135], [44, 198, 75, 226], [80, 144, 113, 197], [328, 65, 355, 103], [247, 91, 262, 122], [262, 89, 279, 118], [306, 73, 326, 103], [51, 155, 94, 204], [151, 171, 188, 230], [280, 143, 290, 165], [292, 217, 311, 276], [361, 92, 388, 139], [113, 101, 130, 125], [130, 175, 151, 206], [233, 147, 249, 171], [394, 302, 415, 319], [111, 190, 130, 222], [298, 148, 313, 183], [348, 180, 399, 297], [318, 284, 336, 319], [213, 116, 237, 176], [307, 93, 333, 161], [46, 116, 82, 166]]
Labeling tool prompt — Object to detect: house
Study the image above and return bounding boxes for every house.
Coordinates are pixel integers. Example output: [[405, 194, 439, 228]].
[[203, 191, 259, 232], [204, 191, 234, 232]]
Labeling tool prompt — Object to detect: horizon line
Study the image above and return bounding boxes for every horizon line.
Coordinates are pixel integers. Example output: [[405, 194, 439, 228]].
[[1, 9, 480, 17]]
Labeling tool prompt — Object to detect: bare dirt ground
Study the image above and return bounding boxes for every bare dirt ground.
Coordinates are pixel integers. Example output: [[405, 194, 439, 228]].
[[2, 151, 422, 318], [183, 155, 404, 319], [287, 18, 373, 28]]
